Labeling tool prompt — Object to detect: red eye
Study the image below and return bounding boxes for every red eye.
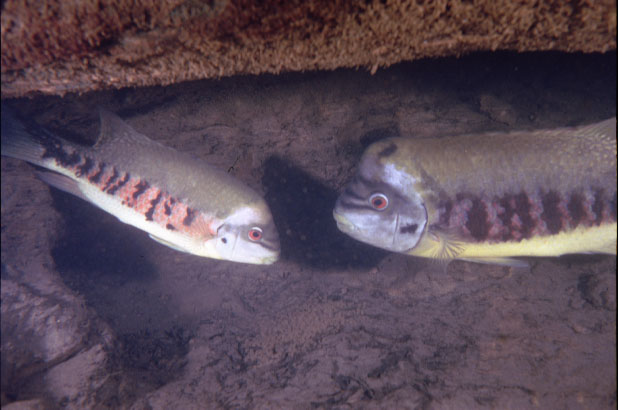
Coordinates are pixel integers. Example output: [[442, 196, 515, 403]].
[[248, 227, 263, 241], [369, 193, 388, 210]]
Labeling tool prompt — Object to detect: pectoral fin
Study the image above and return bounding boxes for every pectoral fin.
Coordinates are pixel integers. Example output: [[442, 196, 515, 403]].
[[410, 228, 530, 268], [408, 228, 465, 262]]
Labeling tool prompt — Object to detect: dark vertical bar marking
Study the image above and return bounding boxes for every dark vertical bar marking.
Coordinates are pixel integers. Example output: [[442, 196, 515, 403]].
[[107, 172, 129, 195], [183, 207, 196, 226], [567, 193, 585, 228], [132, 180, 150, 200], [466, 198, 489, 240], [76, 156, 94, 177], [103, 167, 119, 191], [42, 142, 82, 167], [145, 191, 163, 221], [541, 191, 563, 234], [87, 162, 105, 184], [438, 200, 453, 227]]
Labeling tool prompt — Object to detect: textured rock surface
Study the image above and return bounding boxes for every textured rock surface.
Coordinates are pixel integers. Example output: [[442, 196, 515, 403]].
[[1, 51, 616, 408], [1, 161, 114, 407], [0, 398, 51, 410], [1, 0, 616, 97]]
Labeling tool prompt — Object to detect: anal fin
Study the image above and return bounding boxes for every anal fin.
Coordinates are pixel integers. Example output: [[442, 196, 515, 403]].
[[458, 257, 529, 269], [35, 171, 88, 201]]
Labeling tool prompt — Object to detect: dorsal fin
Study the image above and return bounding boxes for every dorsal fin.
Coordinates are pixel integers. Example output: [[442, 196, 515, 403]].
[[579, 117, 616, 138], [95, 109, 163, 149]]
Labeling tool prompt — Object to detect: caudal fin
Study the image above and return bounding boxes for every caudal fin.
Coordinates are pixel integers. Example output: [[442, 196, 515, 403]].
[[1, 104, 48, 166]]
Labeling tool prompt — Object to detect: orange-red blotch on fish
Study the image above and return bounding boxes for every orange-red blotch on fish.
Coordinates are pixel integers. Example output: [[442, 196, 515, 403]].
[[1, 105, 280, 264]]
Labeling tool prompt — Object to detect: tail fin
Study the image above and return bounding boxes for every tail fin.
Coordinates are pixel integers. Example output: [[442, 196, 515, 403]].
[[1, 104, 47, 166]]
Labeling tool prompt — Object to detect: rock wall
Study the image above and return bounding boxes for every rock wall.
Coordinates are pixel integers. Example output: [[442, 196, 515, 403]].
[[1, 0, 616, 97]]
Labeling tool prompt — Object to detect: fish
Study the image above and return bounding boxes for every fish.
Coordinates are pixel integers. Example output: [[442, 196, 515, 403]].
[[333, 118, 617, 267], [1, 106, 280, 265]]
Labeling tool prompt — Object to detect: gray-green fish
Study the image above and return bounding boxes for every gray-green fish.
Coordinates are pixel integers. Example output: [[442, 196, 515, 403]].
[[334, 118, 617, 266], [1, 107, 280, 264]]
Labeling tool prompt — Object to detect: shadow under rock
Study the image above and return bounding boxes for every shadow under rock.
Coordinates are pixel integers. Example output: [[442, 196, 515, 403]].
[[50, 189, 158, 289], [262, 156, 389, 270]]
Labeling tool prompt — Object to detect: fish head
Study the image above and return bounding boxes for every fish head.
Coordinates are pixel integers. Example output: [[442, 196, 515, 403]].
[[333, 142, 427, 253], [214, 203, 280, 264]]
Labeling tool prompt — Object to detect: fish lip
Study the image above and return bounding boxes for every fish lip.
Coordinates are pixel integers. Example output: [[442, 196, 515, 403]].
[[333, 211, 357, 232], [332, 208, 346, 224], [261, 254, 279, 264]]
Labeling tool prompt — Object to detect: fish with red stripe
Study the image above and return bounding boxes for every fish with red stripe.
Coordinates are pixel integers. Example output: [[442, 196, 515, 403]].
[[334, 117, 617, 266], [1, 106, 280, 264]]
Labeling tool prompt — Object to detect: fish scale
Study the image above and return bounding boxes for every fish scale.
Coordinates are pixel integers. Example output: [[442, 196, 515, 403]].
[[436, 188, 615, 243], [1, 106, 280, 264], [93, 112, 263, 219], [37, 131, 214, 239], [334, 118, 617, 266]]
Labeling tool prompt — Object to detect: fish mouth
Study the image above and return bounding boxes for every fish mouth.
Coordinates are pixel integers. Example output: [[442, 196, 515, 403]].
[[238, 247, 280, 265], [333, 210, 357, 233], [260, 254, 279, 265], [231, 251, 279, 265]]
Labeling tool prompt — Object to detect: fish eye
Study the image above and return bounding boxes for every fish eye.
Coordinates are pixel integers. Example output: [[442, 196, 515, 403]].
[[248, 227, 263, 241], [369, 193, 388, 210]]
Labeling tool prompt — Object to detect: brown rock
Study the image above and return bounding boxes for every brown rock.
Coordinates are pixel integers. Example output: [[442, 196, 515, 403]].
[[1, 0, 616, 97]]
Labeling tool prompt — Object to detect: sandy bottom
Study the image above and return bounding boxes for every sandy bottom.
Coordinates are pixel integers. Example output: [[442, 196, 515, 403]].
[[1, 51, 616, 408]]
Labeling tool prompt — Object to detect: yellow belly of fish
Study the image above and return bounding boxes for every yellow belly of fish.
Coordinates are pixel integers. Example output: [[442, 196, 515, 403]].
[[410, 223, 617, 262]]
